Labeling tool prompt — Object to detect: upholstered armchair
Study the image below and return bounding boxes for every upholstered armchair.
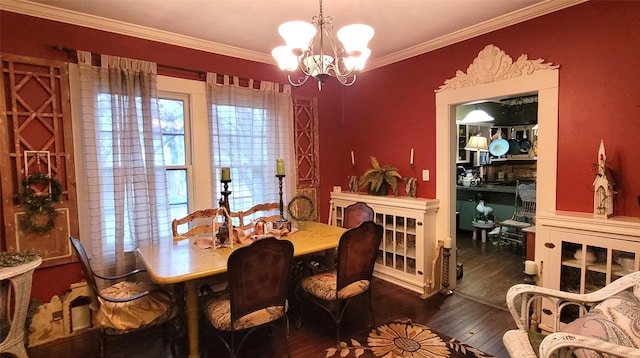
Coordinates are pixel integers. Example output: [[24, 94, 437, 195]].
[[503, 271, 640, 358]]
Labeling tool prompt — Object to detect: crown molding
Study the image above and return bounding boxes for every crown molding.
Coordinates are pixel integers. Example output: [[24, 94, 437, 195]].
[[0, 0, 273, 64], [367, 0, 587, 70], [2, 0, 586, 68]]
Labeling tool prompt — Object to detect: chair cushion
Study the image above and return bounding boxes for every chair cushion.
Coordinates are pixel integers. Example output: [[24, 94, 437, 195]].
[[560, 290, 640, 357], [96, 281, 172, 334], [300, 271, 370, 300], [204, 293, 287, 331], [499, 219, 532, 229]]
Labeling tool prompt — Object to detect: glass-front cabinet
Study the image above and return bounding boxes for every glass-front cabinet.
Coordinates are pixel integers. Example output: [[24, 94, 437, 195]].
[[330, 192, 439, 298], [559, 243, 637, 295], [547, 230, 640, 293], [538, 213, 640, 330], [377, 214, 418, 276], [457, 125, 469, 163], [552, 231, 639, 323]]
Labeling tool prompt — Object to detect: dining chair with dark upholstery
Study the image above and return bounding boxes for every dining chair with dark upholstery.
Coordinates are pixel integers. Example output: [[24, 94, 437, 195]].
[[69, 237, 177, 358], [202, 237, 295, 358], [307, 201, 375, 275], [343, 202, 374, 229], [296, 221, 383, 345]]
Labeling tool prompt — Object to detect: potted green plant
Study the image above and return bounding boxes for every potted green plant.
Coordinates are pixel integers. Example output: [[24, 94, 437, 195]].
[[358, 157, 402, 196]]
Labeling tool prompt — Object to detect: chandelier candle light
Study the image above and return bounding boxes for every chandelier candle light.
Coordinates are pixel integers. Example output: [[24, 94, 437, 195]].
[[271, 0, 374, 90]]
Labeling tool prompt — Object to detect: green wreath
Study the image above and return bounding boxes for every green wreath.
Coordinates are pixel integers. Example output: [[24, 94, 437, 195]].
[[16, 173, 62, 234], [0, 250, 39, 267], [287, 195, 315, 222]]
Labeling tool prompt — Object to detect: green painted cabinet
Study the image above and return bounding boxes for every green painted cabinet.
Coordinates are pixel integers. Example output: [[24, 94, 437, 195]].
[[456, 185, 518, 232]]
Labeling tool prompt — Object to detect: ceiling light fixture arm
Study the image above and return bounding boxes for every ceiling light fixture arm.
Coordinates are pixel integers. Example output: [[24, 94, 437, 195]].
[[272, 0, 372, 90]]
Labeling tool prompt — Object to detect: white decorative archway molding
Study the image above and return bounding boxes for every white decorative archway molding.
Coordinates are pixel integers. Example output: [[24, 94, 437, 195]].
[[434, 44, 559, 289], [436, 44, 558, 91]]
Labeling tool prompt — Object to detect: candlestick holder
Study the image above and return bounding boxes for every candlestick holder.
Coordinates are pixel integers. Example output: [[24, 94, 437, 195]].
[[216, 179, 232, 245], [440, 246, 454, 295], [273, 174, 291, 232]]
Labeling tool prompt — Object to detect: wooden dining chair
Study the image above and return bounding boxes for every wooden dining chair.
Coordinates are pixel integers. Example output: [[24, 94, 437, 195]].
[[171, 208, 221, 240], [69, 237, 177, 357], [343, 202, 374, 229], [296, 221, 383, 345], [171, 208, 230, 316], [309, 201, 375, 274], [230, 202, 281, 232], [201, 237, 295, 358]]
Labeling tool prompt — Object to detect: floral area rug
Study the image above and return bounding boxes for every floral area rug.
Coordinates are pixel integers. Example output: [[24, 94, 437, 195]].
[[325, 319, 495, 358]]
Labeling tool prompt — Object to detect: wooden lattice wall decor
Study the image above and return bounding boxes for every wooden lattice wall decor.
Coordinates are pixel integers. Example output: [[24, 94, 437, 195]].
[[292, 96, 319, 221], [0, 54, 79, 267]]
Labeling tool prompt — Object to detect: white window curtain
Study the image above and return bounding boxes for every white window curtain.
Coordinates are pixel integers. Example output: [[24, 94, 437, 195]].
[[76, 51, 172, 275], [206, 73, 296, 216]]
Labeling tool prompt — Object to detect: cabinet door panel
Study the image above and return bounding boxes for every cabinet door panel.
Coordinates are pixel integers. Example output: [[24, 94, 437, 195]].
[[329, 193, 438, 298], [376, 214, 416, 274]]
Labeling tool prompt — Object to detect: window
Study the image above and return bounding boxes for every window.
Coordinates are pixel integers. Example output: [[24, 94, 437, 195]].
[[212, 104, 274, 211], [158, 93, 192, 222], [156, 75, 294, 218], [207, 76, 295, 216]]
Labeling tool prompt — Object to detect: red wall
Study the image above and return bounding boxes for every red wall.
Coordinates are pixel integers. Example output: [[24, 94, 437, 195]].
[[334, 1, 640, 216], [2, 1, 640, 301]]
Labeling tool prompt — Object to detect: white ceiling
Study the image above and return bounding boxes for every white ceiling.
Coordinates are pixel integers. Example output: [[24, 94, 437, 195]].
[[3, 0, 583, 69]]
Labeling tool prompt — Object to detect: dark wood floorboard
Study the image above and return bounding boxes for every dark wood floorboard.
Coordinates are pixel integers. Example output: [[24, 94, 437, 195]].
[[455, 229, 526, 309], [107, 232, 521, 358]]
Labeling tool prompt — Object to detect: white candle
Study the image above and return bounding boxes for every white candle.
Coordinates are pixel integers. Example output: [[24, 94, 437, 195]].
[[410, 148, 414, 165], [524, 260, 537, 275], [351, 151, 355, 166], [443, 237, 452, 249]]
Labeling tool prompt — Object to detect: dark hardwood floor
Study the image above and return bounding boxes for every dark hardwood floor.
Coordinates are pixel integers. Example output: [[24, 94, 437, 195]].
[[105, 234, 522, 358], [455, 229, 526, 309]]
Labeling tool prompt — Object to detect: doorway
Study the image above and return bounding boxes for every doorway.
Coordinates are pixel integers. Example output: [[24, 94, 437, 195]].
[[434, 45, 559, 295], [453, 99, 538, 307]]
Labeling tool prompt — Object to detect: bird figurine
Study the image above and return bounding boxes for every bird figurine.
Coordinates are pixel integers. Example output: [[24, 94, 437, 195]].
[[476, 200, 493, 217]]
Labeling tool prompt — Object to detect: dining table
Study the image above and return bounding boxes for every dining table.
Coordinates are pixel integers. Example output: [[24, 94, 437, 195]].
[[136, 220, 346, 358]]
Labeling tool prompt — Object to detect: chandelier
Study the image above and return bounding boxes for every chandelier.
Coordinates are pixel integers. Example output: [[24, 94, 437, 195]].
[[271, 0, 374, 90]]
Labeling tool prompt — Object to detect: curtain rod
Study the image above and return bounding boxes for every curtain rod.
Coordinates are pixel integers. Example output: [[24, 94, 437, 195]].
[[53, 45, 288, 90], [53, 45, 253, 82]]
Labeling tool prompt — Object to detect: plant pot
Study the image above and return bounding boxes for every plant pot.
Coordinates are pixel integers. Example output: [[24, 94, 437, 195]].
[[368, 183, 388, 196]]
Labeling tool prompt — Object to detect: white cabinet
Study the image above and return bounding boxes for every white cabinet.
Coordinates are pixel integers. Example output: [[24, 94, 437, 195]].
[[330, 192, 440, 298], [536, 212, 640, 329]]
